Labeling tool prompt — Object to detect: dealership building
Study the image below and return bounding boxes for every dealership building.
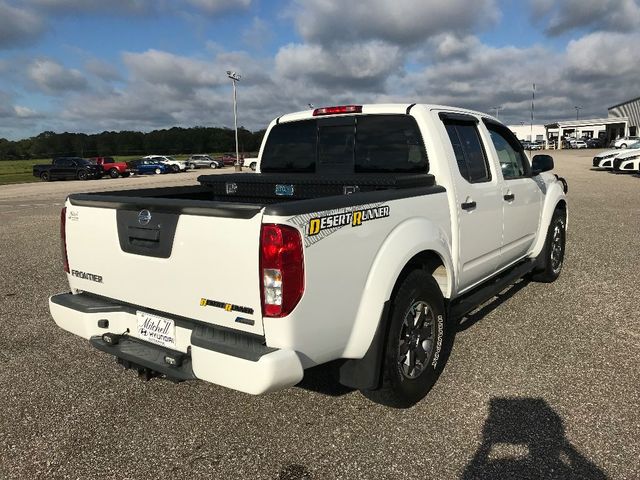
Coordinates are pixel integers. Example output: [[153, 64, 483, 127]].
[[508, 96, 640, 148]]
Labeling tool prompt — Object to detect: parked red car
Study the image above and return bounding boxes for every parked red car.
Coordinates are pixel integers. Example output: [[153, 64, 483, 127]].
[[90, 157, 131, 178], [218, 153, 244, 166]]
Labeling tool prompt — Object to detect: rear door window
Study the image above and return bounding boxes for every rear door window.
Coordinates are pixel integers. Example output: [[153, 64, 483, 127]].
[[443, 121, 491, 183]]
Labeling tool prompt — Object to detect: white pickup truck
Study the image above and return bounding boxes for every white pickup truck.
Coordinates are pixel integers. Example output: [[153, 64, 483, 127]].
[[50, 104, 568, 407]]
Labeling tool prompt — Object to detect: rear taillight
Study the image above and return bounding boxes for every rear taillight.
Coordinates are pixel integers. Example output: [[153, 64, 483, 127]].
[[260, 224, 304, 317], [60, 207, 69, 273]]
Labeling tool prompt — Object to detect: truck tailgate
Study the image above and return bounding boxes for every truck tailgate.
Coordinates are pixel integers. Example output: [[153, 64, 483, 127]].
[[64, 202, 264, 336]]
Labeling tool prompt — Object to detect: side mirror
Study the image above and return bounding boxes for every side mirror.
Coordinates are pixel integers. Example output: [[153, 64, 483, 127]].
[[532, 154, 554, 175]]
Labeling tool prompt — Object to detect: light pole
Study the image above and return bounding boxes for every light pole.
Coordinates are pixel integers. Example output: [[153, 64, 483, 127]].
[[492, 106, 503, 119], [574, 105, 583, 121], [227, 70, 241, 172]]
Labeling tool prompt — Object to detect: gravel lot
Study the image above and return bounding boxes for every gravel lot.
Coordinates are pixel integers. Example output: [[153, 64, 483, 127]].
[[0, 154, 638, 479]]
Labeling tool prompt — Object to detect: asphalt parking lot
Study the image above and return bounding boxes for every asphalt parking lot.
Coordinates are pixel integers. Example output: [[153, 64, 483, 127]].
[[0, 154, 638, 479]]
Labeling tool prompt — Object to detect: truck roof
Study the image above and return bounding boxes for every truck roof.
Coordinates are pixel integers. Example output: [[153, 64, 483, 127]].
[[276, 103, 498, 125]]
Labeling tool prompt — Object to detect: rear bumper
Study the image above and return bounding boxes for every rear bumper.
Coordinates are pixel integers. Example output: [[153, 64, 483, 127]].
[[49, 293, 304, 394]]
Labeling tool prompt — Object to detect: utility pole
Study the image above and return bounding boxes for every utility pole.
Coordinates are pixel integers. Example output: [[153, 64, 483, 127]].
[[492, 106, 503, 119], [227, 70, 241, 172], [574, 105, 583, 121]]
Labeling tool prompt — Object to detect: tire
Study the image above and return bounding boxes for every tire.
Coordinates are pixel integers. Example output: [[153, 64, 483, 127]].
[[364, 270, 450, 408], [620, 143, 627, 149], [250, 162, 257, 171], [40, 172, 50, 182], [154, 168, 162, 175], [170, 164, 180, 173], [109, 168, 120, 178], [189, 163, 196, 170], [532, 209, 566, 283], [210, 163, 217, 169], [77, 170, 88, 181]]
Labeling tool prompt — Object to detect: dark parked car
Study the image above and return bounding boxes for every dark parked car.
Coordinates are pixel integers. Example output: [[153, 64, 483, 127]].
[[127, 159, 170, 175], [586, 138, 603, 148], [33, 157, 103, 182]]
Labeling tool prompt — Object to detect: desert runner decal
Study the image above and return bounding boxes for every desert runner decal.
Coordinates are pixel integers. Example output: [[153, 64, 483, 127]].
[[200, 298, 254, 315], [288, 203, 390, 247]]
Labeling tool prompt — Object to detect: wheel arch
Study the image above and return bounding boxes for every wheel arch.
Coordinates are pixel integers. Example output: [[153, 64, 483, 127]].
[[530, 182, 568, 259], [341, 217, 453, 360]]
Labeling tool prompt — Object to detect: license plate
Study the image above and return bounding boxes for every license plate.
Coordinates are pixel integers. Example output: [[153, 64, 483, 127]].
[[136, 311, 176, 349]]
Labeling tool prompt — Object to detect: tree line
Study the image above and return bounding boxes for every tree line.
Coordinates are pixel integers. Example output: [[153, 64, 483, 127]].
[[0, 126, 266, 160]]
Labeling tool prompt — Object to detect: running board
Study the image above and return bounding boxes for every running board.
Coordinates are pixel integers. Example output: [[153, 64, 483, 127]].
[[449, 260, 536, 320]]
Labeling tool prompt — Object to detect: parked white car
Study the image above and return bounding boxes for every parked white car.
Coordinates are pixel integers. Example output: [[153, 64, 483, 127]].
[[612, 136, 640, 149], [593, 141, 640, 168], [243, 157, 258, 171], [612, 148, 640, 172], [571, 140, 587, 149], [143, 155, 187, 172]]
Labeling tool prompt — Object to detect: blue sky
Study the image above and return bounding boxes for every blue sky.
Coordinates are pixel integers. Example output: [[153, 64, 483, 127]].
[[1, 0, 639, 140]]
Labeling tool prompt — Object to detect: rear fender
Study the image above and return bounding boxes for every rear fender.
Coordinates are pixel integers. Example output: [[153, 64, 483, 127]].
[[341, 217, 453, 359]]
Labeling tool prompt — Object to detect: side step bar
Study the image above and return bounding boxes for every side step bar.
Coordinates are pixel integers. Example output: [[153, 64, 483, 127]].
[[90, 335, 196, 382], [450, 259, 536, 320]]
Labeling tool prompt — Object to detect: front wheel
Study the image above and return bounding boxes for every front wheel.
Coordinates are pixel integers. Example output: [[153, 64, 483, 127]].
[[109, 168, 120, 178], [363, 270, 450, 408], [249, 162, 257, 171], [188, 163, 196, 170], [532, 209, 566, 283], [154, 168, 162, 175], [77, 170, 88, 181], [40, 172, 50, 182], [210, 163, 217, 169]]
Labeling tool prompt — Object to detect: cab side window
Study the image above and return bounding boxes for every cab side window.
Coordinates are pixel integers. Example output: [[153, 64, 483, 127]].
[[443, 121, 491, 183], [485, 124, 531, 179]]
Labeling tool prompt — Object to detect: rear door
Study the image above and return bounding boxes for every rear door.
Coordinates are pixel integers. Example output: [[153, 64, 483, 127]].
[[440, 113, 503, 291], [482, 120, 542, 266]]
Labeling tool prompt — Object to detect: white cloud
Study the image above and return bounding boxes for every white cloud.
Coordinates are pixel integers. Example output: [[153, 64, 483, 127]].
[[275, 41, 403, 89], [531, 0, 640, 35], [291, 0, 500, 46], [28, 59, 88, 93], [0, 2, 44, 48], [185, 0, 251, 14]]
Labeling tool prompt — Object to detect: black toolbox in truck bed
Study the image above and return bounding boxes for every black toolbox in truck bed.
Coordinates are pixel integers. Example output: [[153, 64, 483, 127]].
[[197, 173, 436, 203]]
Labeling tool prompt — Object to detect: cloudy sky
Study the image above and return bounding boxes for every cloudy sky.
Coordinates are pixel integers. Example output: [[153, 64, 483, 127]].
[[0, 0, 639, 140]]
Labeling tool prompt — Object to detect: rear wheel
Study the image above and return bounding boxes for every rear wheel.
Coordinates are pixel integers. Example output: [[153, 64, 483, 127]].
[[40, 172, 50, 182], [154, 168, 162, 175], [532, 209, 566, 283], [364, 270, 450, 408], [250, 162, 257, 171], [109, 168, 120, 178], [188, 163, 196, 170], [621, 143, 627, 149], [77, 170, 88, 181]]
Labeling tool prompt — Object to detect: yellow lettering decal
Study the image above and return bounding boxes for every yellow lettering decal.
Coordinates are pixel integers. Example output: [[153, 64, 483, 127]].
[[200, 298, 207, 306], [225, 304, 232, 312], [352, 211, 363, 226], [308, 218, 321, 236]]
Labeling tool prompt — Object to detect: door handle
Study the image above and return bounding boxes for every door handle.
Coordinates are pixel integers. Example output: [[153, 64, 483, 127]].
[[461, 201, 477, 211], [503, 193, 515, 202]]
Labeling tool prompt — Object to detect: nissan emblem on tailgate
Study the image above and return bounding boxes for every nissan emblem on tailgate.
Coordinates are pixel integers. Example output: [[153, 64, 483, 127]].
[[138, 209, 152, 225]]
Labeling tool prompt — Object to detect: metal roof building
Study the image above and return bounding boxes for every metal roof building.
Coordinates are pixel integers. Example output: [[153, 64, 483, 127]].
[[608, 97, 640, 137]]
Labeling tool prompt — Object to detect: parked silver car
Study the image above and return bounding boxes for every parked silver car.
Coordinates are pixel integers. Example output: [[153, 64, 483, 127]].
[[186, 155, 224, 169]]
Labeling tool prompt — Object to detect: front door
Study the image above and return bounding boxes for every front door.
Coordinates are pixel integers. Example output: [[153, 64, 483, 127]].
[[484, 122, 542, 267]]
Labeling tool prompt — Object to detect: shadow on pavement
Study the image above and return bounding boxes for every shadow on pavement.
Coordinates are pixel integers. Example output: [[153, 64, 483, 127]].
[[456, 278, 531, 332], [461, 397, 608, 480]]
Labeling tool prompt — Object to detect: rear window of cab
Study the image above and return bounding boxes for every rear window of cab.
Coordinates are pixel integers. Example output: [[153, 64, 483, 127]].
[[261, 115, 428, 174]]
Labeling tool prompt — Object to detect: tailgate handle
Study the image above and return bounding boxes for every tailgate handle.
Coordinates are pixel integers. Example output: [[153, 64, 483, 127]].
[[127, 226, 160, 243]]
